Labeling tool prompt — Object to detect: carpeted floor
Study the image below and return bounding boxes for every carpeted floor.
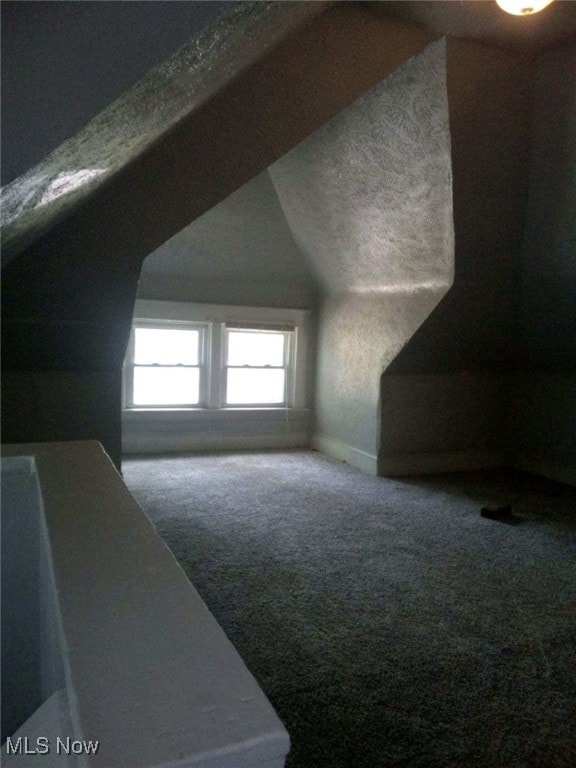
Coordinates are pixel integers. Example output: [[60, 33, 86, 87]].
[[122, 450, 576, 768]]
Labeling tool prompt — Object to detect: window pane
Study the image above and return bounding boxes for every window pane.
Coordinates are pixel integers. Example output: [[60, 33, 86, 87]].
[[226, 369, 285, 405], [135, 328, 199, 365], [133, 367, 200, 405], [227, 331, 285, 366]]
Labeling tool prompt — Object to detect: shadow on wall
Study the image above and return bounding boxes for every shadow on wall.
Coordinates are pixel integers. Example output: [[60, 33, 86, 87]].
[[379, 370, 511, 476], [378, 39, 576, 482]]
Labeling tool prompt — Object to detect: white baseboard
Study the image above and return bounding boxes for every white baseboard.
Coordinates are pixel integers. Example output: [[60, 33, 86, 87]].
[[312, 435, 378, 476], [123, 433, 310, 455], [377, 450, 504, 476], [513, 455, 576, 487]]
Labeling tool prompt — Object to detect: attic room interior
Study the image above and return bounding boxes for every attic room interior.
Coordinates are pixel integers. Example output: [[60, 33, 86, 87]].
[[1, 2, 575, 767]]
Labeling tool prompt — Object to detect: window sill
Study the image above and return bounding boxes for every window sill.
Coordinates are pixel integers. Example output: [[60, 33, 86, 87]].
[[122, 407, 308, 422]]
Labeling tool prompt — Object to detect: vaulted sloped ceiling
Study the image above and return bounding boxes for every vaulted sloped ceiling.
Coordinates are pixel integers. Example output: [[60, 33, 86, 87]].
[[1, 1, 438, 466], [269, 40, 453, 296], [4, 0, 572, 471], [139, 170, 319, 309], [138, 37, 453, 471], [0, 1, 234, 186], [1, 2, 437, 265], [0, 1, 324, 263]]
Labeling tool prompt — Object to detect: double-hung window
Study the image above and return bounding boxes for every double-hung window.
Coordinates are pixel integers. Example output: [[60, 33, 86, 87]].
[[124, 324, 206, 407], [224, 326, 293, 406], [123, 307, 305, 411]]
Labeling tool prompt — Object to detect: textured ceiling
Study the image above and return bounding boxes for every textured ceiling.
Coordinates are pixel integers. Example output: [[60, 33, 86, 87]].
[[0, 1, 234, 186], [6, 1, 570, 267], [144, 38, 454, 298], [0, 1, 323, 264], [268, 39, 454, 295]]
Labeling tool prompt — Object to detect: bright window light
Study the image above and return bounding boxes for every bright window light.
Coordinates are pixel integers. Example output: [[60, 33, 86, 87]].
[[130, 326, 202, 406], [227, 331, 285, 366], [123, 314, 303, 411], [226, 369, 286, 405], [135, 328, 199, 365], [134, 368, 200, 406], [225, 329, 289, 405]]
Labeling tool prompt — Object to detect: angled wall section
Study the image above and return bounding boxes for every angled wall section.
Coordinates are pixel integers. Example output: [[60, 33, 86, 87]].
[[380, 39, 532, 476], [270, 40, 454, 473]]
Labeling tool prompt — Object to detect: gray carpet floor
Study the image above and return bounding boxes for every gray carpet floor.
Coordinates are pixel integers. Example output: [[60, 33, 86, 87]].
[[122, 450, 576, 768]]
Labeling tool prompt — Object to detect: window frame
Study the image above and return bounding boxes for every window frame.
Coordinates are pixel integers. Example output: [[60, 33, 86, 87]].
[[122, 302, 309, 412], [223, 326, 295, 408], [123, 320, 209, 409]]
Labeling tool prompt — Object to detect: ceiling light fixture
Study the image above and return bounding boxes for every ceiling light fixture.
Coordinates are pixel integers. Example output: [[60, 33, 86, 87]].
[[495, 0, 554, 15]]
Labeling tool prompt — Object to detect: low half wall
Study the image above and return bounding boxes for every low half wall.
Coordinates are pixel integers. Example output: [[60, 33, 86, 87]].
[[1, 441, 289, 768]]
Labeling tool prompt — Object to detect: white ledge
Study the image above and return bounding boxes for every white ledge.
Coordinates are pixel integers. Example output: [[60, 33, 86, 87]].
[[1, 441, 289, 768]]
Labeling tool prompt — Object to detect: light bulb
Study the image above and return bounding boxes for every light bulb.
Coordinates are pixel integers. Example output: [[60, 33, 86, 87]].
[[496, 0, 554, 15]]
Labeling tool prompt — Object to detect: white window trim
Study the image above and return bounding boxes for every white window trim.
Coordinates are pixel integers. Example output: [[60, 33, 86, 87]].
[[223, 326, 294, 408], [123, 300, 310, 411], [124, 320, 209, 409]]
